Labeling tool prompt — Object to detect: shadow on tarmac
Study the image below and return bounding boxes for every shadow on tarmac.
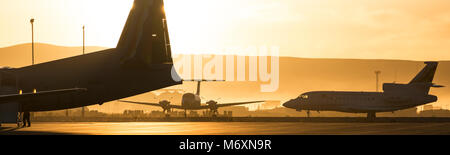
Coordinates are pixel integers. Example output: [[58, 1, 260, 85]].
[[0, 126, 73, 135]]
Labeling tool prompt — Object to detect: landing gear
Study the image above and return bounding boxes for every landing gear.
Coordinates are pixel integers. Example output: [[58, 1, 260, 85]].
[[211, 110, 218, 118], [367, 112, 376, 120], [306, 110, 311, 118], [165, 113, 171, 118], [163, 109, 171, 118]]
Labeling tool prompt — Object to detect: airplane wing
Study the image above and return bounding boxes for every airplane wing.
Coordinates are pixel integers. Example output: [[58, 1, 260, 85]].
[[196, 101, 265, 110], [216, 101, 265, 107], [0, 88, 87, 104], [118, 100, 184, 109]]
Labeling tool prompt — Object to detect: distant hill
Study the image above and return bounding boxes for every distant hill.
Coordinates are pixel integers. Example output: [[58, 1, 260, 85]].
[[1, 43, 449, 114]]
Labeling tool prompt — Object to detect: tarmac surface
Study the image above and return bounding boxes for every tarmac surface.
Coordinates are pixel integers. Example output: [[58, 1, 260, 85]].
[[2, 119, 450, 135]]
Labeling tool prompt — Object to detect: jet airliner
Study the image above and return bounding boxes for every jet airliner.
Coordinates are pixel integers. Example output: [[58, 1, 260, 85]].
[[283, 62, 443, 119]]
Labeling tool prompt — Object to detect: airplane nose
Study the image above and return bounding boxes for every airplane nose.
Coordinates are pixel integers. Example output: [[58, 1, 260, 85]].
[[283, 100, 297, 109]]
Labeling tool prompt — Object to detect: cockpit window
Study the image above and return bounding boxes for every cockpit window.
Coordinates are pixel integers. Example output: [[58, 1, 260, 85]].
[[299, 95, 309, 99]]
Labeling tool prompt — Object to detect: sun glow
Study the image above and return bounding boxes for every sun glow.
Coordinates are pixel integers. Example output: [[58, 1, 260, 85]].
[[164, 0, 224, 55], [1, 0, 450, 60], [79, 0, 134, 47], [0, 0, 134, 48]]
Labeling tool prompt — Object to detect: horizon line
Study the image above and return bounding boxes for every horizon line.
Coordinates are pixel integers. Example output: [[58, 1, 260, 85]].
[[1, 42, 448, 62]]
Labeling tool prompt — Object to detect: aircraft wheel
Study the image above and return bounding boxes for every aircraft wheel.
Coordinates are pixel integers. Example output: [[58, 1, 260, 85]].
[[367, 112, 376, 120]]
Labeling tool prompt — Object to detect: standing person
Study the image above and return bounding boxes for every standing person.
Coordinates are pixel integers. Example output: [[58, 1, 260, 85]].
[[22, 111, 31, 127]]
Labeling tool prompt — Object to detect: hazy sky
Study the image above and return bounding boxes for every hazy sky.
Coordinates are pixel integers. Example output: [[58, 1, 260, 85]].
[[1, 0, 450, 61]]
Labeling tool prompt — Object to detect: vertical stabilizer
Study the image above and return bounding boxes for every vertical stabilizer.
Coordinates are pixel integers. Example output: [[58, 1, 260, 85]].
[[383, 62, 441, 95], [196, 81, 201, 96], [409, 62, 438, 84], [117, 0, 173, 67]]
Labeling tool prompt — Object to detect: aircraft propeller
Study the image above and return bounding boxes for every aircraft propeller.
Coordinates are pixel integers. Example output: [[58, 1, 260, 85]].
[[159, 100, 172, 113], [206, 100, 219, 117]]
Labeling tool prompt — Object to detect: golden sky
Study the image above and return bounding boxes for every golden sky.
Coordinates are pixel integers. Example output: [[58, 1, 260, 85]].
[[1, 0, 450, 61]]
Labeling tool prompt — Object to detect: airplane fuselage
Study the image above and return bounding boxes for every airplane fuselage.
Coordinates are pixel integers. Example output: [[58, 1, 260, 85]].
[[7, 48, 181, 112], [284, 62, 440, 118], [284, 91, 437, 113], [180, 93, 202, 110]]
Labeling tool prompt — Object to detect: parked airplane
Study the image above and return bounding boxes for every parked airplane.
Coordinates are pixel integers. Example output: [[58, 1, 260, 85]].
[[0, 0, 181, 125], [283, 62, 443, 119], [119, 81, 265, 117]]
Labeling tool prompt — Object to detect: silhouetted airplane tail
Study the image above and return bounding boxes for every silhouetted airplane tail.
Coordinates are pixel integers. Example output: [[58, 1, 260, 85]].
[[409, 61, 438, 84], [196, 81, 201, 96], [384, 61, 442, 95], [117, 0, 173, 67], [409, 61, 442, 94]]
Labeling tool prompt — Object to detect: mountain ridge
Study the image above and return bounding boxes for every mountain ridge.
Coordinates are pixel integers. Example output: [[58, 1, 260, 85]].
[[1, 43, 449, 113]]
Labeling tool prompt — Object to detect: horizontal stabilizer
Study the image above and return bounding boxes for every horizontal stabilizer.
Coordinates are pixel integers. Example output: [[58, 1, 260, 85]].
[[181, 79, 226, 82], [117, 0, 173, 67], [432, 84, 445, 88], [118, 100, 183, 109], [181, 80, 225, 96]]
